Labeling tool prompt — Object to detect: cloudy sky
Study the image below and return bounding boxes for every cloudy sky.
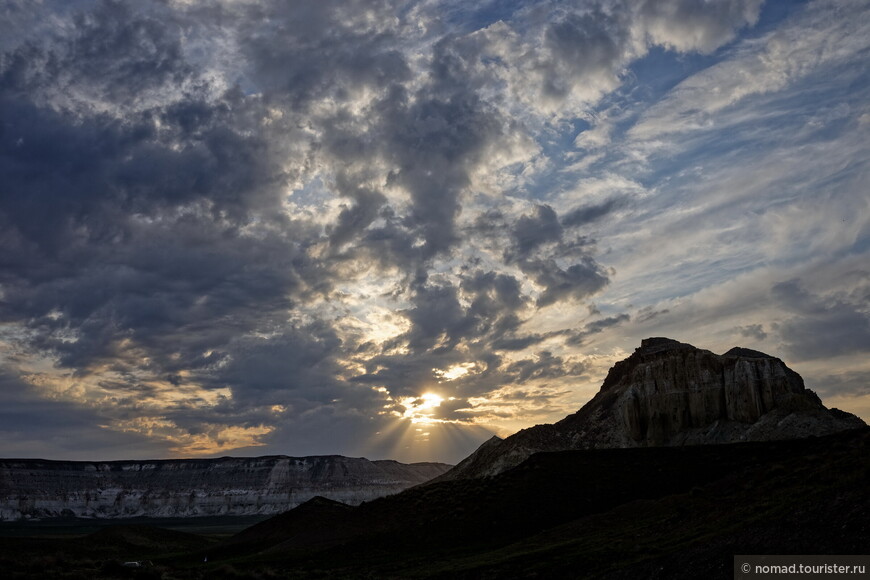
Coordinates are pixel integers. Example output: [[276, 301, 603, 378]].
[[0, 0, 867, 464]]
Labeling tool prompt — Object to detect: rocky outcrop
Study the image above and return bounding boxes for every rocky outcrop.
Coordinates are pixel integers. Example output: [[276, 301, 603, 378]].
[[435, 338, 865, 481], [0, 455, 451, 521]]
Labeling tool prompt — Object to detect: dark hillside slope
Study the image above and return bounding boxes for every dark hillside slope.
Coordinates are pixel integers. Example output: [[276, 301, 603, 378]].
[[426, 431, 869, 579], [3, 428, 866, 578], [206, 427, 868, 578]]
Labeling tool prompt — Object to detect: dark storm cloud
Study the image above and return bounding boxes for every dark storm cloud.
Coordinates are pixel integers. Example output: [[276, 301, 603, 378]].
[[356, 207, 426, 272], [0, 1, 450, 445], [376, 87, 509, 258], [351, 271, 525, 398], [808, 370, 870, 399], [0, 212, 317, 375], [214, 0, 491, 271], [539, 6, 629, 100], [209, 323, 345, 406], [62, 0, 190, 102], [490, 334, 548, 351], [0, 0, 339, 387], [512, 204, 563, 258], [349, 265, 594, 405], [584, 313, 629, 333], [0, 0, 98, 52], [328, 184, 388, 250], [400, 282, 469, 353], [239, 0, 620, 302], [351, 353, 445, 397], [503, 351, 585, 384], [0, 370, 173, 459], [736, 324, 768, 341], [565, 313, 630, 346], [303, 15, 624, 414], [401, 271, 531, 356], [253, 407, 397, 458], [271, 21, 520, 265], [462, 271, 528, 315], [562, 197, 623, 228], [0, 0, 371, 459], [0, 89, 280, 258], [1, 0, 763, 459], [771, 279, 870, 360], [635, 306, 670, 323], [353, 339, 585, 409], [519, 256, 610, 307], [485, 204, 612, 308], [0, 0, 198, 111], [464, 271, 551, 352], [238, 0, 412, 108]]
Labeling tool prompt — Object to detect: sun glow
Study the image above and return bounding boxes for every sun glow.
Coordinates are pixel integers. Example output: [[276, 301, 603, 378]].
[[433, 362, 479, 381], [398, 392, 444, 424]]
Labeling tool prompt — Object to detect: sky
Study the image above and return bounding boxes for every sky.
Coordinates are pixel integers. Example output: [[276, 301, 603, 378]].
[[0, 0, 868, 465]]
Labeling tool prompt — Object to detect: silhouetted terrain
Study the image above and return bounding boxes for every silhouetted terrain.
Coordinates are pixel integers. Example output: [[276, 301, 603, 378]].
[[1, 427, 867, 579], [3, 340, 866, 578]]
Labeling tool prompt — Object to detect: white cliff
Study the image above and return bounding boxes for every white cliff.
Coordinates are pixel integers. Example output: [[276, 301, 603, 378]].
[[435, 338, 865, 481], [0, 455, 451, 521]]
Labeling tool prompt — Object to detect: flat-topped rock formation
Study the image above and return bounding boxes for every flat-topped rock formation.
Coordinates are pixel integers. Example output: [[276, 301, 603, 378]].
[[436, 338, 865, 480], [0, 455, 451, 521]]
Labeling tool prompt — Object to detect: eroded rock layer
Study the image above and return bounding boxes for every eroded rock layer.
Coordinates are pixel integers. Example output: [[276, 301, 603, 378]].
[[0, 455, 451, 521], [437, 338, 864, 480]]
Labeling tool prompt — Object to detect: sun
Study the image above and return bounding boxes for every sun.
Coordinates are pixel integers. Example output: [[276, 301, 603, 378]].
[[418, 392, 443, 409], [398, 392, 444, 424]]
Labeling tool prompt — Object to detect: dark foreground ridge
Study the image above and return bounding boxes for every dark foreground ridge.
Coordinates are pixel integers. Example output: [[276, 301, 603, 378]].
[[2, 428, 867, 579], [435, 337, 865, 480]]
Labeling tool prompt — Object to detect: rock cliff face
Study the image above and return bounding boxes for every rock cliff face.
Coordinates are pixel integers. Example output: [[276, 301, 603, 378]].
[[437, 338, 865, 481], [0, 455, 451, 521]]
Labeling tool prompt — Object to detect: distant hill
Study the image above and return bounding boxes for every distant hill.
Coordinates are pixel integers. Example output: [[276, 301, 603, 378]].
[[0, 455, 451, 521], [435, 337, 865, 481]]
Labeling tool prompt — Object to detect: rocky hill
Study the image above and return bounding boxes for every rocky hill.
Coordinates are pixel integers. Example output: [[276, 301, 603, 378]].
[[3, 428, 867, 578], [0, 455, 451, 521], [437, 337, 865, 480], [183, 428, 869, 579]]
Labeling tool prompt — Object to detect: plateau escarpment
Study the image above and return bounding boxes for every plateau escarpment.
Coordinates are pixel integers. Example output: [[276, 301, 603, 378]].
[[438, 338, 865, 480], [0, 455, 451, 521]]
